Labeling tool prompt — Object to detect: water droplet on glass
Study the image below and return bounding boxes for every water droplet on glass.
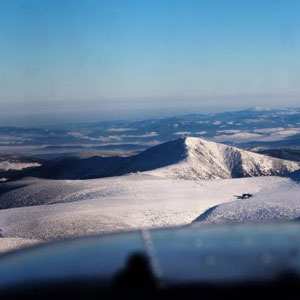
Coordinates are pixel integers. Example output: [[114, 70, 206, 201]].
[[261, 253, 272, 264], [193, 238, 203, 248], [204, 255, 216, 266]]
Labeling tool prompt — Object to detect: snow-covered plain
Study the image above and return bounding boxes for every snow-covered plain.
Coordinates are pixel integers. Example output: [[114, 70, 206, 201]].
[[0, 174, 299, 248]]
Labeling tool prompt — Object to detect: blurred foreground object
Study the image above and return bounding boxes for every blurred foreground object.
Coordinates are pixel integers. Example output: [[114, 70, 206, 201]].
[[0, 223, 300, 299]]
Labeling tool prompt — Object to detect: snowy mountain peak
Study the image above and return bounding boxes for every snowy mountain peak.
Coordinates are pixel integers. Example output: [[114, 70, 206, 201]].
[[145, 137, 300, 180]]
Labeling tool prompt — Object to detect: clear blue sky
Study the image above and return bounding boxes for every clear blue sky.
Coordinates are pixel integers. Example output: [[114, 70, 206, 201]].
[[0, 0, 300, 124]]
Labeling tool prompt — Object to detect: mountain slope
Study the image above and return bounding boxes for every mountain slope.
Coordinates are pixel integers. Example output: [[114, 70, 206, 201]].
[[193, 177, 300, 224], [18, 137, 300, 180]]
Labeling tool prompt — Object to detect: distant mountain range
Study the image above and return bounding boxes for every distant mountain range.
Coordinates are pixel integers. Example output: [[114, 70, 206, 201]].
[[1, 107, 300, 158], [13, 137, 300, 181]]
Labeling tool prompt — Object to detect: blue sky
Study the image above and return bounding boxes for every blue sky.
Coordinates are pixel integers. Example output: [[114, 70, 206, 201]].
[[0, 0, 300, 124]]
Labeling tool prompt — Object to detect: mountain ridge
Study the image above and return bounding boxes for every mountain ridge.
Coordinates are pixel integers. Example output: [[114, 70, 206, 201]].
[[14, 137, 300, 180]]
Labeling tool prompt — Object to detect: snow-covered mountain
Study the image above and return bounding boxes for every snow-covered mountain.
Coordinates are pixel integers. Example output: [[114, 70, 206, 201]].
[[143, 137, 300, 179], [20, 137, 300, 180]]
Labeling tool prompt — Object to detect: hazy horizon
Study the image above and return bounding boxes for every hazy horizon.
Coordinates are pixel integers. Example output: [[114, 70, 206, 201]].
[[1, 0, 300, 126], [1, 103, 300, 128]]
